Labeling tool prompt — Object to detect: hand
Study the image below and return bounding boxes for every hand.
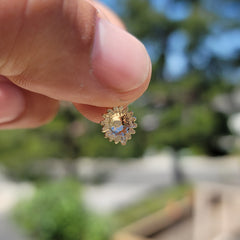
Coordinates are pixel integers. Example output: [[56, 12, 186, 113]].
[[0, 0, 151, 129]]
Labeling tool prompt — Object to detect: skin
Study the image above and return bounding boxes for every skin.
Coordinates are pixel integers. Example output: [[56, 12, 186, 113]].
[[0, 0, 151, 129]]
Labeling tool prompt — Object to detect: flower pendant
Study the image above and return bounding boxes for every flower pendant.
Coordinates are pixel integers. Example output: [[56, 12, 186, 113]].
[[100, 106, 137, 145]]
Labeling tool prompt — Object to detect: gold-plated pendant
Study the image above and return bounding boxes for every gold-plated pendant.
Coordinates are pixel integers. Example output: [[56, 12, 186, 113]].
[[100, 106, 137, 145]]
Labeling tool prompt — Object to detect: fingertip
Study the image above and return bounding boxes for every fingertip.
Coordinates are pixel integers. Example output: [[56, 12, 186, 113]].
[[0, 89, 59, 129], [0, 81, 25, 124], [74, 103, 107, 123], [91, 18, 152, 93]]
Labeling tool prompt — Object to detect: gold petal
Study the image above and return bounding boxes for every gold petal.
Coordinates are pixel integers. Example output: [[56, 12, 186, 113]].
[[129, 128, 136, 134], [132, 123, 138, 128], [107, 109, 114, 114]]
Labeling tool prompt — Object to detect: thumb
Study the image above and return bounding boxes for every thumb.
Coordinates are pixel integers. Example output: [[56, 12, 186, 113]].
[[0, 0, 151, 120]]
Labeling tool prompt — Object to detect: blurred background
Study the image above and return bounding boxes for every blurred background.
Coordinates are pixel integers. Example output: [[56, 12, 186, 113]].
[[0, 0, 240, 239]]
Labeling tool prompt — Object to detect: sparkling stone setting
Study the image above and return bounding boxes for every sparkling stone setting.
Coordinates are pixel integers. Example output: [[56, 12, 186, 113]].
[[101, 106, 137, 145]]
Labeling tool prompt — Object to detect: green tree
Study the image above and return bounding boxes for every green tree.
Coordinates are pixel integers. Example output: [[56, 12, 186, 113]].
[[113, 0, 239, 182], [118, 0, 238, 156]]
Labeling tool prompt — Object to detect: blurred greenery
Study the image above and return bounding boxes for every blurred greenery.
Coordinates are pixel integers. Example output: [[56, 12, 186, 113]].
[[0, 105, 146, 179], [120, 0, 237, 155], [0, 0, 240, 177], [13, 180, 191, 239], [114, 184, 192, 227], [13, 179, 112, 240]]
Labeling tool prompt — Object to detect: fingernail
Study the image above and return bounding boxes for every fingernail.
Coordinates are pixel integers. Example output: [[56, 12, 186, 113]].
[[91, 18, 151, 92], [0, 82, 25, 123]]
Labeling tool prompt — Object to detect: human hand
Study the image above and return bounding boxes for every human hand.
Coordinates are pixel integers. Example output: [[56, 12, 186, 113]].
[[0, 0, 151, 129]]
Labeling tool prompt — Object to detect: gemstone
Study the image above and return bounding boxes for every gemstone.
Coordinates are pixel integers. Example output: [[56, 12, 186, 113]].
[[100, 106, 137, 145]]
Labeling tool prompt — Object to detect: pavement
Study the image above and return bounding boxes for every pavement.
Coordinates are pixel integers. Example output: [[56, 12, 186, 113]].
[[0, 171, 34, 240], [82, 153, 240, 213], [0, 215, 28, 240], [180, 155, 240, 183], [81, 152, 175, 213], [0, 153, 240, 239]]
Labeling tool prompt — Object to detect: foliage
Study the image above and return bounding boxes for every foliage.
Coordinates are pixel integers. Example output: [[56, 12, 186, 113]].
[[13, 180, 112, 240], [114, 184, 192, 227], [118, 0, 239, 155], [0, 106, 82, 178], [0, 104, 148, 179]]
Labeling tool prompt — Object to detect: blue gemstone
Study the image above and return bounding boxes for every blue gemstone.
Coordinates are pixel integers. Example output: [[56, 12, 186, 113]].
[[111, 125, 124, 134]]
